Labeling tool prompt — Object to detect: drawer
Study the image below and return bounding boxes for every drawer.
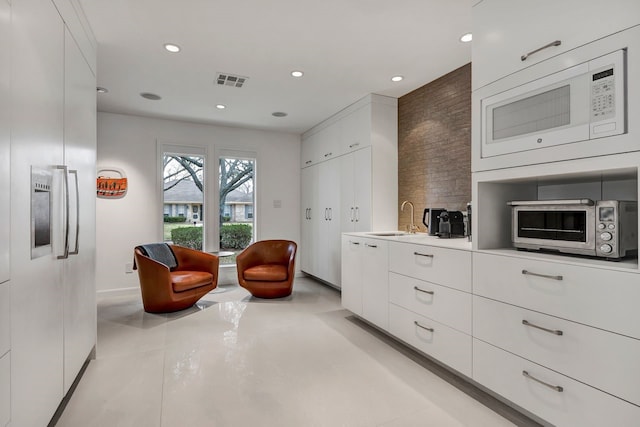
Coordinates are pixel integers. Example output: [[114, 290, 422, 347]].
[[473, 252, 640, 339], [474, 296, 640, 406], [389, 272, 471, 334], [389, 242, 471, 292], [0, 282, 8, 357], [0, 351, 8, 427], [388, 303, 471, 377], [473, 339, 640, 427]]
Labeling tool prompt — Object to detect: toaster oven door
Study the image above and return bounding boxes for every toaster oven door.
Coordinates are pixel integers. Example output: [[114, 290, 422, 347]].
[[512, 205, 596, 255]]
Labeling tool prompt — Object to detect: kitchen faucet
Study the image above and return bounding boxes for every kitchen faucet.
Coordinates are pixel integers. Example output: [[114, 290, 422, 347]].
[[401, 200, 419, 233]]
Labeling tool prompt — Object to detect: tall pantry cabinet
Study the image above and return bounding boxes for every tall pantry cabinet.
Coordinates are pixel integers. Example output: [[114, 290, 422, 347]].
[[8, 0, 97, 425], [300, 94, 397, 288]]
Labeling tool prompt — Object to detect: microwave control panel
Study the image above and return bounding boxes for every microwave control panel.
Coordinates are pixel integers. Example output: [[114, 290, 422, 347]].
[[591, 67, 615, 121]]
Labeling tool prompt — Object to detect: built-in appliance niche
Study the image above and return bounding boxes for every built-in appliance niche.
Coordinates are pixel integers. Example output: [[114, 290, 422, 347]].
[[473, 162, 638, 270], [31, 166, 53, 259]]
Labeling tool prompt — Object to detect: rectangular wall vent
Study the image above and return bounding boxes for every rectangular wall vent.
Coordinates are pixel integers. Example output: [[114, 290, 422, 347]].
[[216, 72, 248, 88]]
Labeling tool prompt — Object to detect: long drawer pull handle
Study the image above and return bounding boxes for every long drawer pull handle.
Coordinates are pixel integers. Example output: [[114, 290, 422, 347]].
[[414, 252, 434, 258], [522, 270, 563, 281], [414, 321, 434, 332], [522, 320, 563, 336], [414, 286, 434, 295], [521, 40, 561, 61], [522, 370, 564, 392], [365, 243, 377, 248]]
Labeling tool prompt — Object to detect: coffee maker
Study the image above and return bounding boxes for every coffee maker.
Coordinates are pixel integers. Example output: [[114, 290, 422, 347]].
[[437, 210, 465, 238]]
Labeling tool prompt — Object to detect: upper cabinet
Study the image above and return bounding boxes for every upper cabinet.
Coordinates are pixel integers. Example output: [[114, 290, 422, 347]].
[[301, 94, 396, 167], [472, 0, 640, 90]]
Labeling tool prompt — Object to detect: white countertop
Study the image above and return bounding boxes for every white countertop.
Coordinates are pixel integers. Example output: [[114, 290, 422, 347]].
[[343, 231, 473, 251]]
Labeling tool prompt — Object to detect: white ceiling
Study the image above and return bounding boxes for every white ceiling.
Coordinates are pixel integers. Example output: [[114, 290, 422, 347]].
[[78, 0, 473, 134]]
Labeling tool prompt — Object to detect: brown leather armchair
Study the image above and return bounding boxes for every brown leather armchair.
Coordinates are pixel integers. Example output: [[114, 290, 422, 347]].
[[134, 243, 219, 313], [236, 240, 297, 298]]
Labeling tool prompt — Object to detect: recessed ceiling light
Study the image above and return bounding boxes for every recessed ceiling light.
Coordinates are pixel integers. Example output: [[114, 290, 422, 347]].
[[291, 70, 304, 78], [460, 33, 473, 43], [391, 75, 404, 82], [272, 112, 288, 117], [216, 104, 226, 110], [96, 87, 108, 93], [140, 92, 162, 100], [164, 43, 181, 53]]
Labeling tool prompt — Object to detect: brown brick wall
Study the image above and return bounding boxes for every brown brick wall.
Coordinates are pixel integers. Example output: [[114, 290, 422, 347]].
[[397, 63, 471, 231]]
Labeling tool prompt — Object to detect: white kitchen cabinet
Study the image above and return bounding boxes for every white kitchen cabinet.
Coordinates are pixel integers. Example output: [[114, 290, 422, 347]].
[[316, 158, 342, 286], [388, 272, 471, 335], [9, 0, 97, 424], [301, 94, 397, 288], [341, 236, 363, 316], [301, 120, 340, 167], [340, 105, 370, 154], [62, 27, 97, 394], [473, 251, 640, 340], [388, 242, 471, 293], [340, 147, 372, 233], [389, 304, 471, 377], [340, 235, 389, 330], [300, 166, 318, 275], [0, 0, 9, 286], [361, 239, 389, 329], [474, 295, 640, 406], [472, 0, 640, 89], [11, 1, 66, 424], [473, 339, 640, 427]]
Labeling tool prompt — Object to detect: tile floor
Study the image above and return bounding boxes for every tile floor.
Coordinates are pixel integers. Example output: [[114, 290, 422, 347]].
[[55, 277, 535, 427]]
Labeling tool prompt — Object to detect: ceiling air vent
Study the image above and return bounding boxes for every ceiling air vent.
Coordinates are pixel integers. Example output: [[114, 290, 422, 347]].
[[216, 72, 248, 88]]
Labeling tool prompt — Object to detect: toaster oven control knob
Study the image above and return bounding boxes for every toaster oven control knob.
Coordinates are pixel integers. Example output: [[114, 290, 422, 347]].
[[598, 223, 606, 230], [600, 232, 613, 241], [600, 244, 613, 254]]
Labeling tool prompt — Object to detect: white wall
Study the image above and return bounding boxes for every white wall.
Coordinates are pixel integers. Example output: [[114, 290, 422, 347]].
[[96, 112, 301, 292]]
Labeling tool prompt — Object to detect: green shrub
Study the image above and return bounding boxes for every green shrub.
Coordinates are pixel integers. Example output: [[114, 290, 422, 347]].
[[220, 224, 252, 249], [164, 216, 187, 223], [171, 227, 203, 250]]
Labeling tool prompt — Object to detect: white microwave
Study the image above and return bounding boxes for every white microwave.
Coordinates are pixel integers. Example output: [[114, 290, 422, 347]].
[[481, 49, 626, 158]]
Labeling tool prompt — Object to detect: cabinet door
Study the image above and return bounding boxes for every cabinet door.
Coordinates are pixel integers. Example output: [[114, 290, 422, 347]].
[[341, 104, 370, 154], [300, 165, 319, 275], [63, 28, 96, 394], [341, 236, 362, 315], [11, 0, 65, 425], [317, 158, 341, 285], [0, 0, 9, 284], [361, 238, 389, 329], [352, 147, 372, 231], [472, 0, 640, 89]]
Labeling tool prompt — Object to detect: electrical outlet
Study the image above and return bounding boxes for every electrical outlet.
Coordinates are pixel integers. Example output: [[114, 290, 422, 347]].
[[125, 262, 134, 273]]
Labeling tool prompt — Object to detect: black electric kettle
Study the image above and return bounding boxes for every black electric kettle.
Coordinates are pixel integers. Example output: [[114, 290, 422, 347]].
[[422, 208, 445, 236]]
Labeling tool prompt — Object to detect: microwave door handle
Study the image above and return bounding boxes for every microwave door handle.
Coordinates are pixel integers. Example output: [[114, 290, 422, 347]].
[[521, 40, 562, 61]]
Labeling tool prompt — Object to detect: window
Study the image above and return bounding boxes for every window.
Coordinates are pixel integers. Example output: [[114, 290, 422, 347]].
[[218, 154, 255, 265], [162, 150, 205, 249]]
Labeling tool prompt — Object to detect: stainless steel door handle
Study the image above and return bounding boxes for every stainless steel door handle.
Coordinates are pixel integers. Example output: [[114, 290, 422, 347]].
[[414, 321, 434, 332], [522, 270, 563, 281], [69, 170, 79, 255], [56, 165, 69, 260], [522, 370, 564, 392], [414, 252, 434, 258], [522, 319, 563, 336], [414, 286, 434, 295], [521, 40, 561, 61]]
